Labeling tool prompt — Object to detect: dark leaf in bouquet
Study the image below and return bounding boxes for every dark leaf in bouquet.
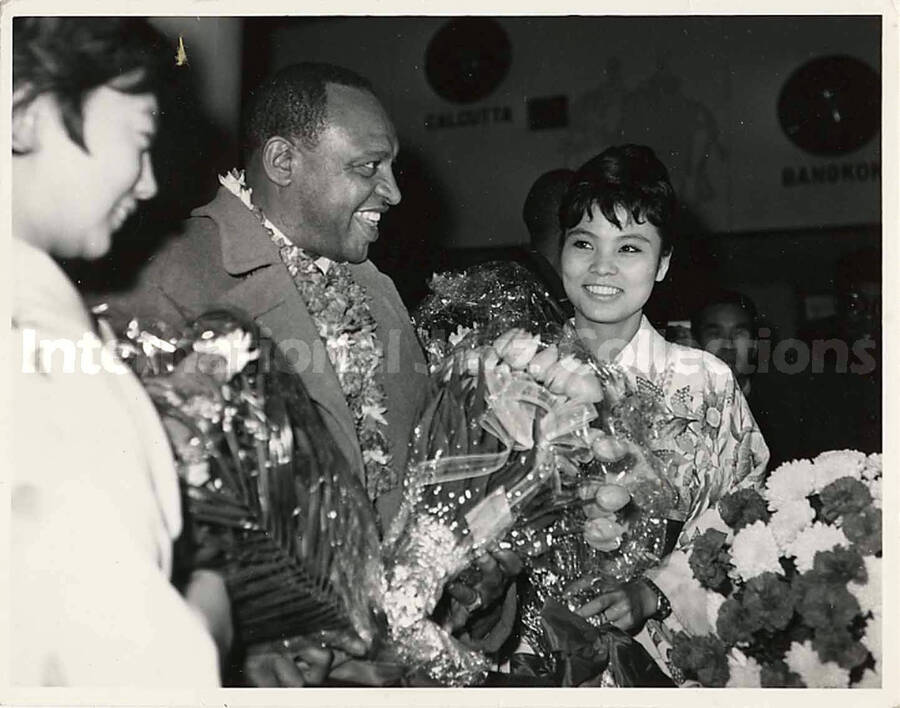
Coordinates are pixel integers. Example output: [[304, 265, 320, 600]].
[[539, 600, 674, 687], [406, 360, 501, 523], [427, 390, 451, 457], [177, 339, 378, 647], [212, 403, 345, 640]]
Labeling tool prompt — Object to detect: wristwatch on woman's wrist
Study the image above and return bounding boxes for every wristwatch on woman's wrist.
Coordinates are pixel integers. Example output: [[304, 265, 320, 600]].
[[643, 577, 672, 621]]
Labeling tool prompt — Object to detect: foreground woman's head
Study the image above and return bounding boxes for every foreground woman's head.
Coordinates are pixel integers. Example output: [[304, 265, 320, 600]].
[[12, 18, 167, 259], [559, 144, 677, 338]]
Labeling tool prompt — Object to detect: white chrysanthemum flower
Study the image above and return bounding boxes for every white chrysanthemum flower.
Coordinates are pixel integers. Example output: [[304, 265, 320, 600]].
[[726, 648, 762, 688], [785, 522, 850, 573], [848, 555, 881, 618], [662, 550, 712, 636], [730, 520, 783, 581], [692, 506, 733, 540], [862, 452, 882, 480], [706, 590, 727, 629], [855, 668, 881, 688], [862, 614, 882, 666], [812, 449, 865, 491], [769, 498, 816, 550], [764, 459, 817, 510], [785, 640, 850, 688]]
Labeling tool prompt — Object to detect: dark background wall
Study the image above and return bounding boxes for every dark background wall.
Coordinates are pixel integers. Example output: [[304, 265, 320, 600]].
[[76, 16, 882, 337], [249, 16, 882, 329], [256, 17, 880, 237]]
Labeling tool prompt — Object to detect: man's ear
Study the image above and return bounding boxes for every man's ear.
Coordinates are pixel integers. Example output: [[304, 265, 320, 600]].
[[655, 249, 672, 282], [261, 136, 297, 187], [12, 88, 42, 154]]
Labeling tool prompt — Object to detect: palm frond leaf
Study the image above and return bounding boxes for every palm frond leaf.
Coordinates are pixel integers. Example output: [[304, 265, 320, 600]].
[[124, 310, 382, 649]]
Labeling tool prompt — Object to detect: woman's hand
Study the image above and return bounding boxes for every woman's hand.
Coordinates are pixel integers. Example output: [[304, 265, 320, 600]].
[[183, 569, 233, 662], [243, 631, 367, 687], [564, 576, 658, 634], [244, 638, 333, 687], [443, 549, 522, 633]]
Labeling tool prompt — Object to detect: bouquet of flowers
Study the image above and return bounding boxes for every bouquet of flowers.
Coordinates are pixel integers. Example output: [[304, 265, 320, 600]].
[[380, 325, 608, 684], [108, 308, 384, 652], [669, 450, 882, 688], [107, 301, 612, 685], [509, 346, 684, 685], [414, 260, 570, 369], [410, 263, 684, 685]]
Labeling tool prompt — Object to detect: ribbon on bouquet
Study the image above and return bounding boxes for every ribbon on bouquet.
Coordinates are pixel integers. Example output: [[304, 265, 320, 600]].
[[408, 365, 599, 547], [411, 367, 598, 486]]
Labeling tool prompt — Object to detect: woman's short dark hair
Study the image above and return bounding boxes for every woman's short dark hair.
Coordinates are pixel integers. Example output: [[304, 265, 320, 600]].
[[559, 144, 678, 255], [242, 62, 375, 155], [13, 17, 168, 153]]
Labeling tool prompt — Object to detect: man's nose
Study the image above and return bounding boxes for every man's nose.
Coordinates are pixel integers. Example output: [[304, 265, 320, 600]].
[[134, 152, 158, 201], [376, 168, 402, 206]]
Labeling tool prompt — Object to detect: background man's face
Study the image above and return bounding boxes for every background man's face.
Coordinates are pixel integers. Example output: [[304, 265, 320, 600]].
[[287, 83, 401, 263], [696, 303, 756, 380]]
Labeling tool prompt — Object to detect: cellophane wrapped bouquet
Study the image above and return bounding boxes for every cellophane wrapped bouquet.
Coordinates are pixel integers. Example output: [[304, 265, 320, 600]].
[[384, 301, 602, 681], [105, 308, 384, 655], [668, 450, 882, 688], [102, 297, 603, 686], [409, 262, 684, 685]]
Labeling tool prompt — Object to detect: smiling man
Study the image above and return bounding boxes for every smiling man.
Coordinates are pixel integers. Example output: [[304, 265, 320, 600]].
[[116, 64, 421, 513], [111, 62, 518, 686]]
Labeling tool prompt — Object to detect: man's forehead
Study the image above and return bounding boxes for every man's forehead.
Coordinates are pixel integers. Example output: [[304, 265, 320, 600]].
[[325, 84, 396, 139], [326, 83, 388, 120], [702, 303, 752, 326]]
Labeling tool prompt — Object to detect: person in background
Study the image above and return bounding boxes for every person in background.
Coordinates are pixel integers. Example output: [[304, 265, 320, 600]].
[[690, 289, 758, 398], [11, 17, 225, 686], [521, 168, 574, 309], [688, 288, 795, 467], [106, 61, 520, 686]]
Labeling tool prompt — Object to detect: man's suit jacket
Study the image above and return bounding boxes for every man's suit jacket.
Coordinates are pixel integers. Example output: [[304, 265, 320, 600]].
[[110, 186, 428, 524]]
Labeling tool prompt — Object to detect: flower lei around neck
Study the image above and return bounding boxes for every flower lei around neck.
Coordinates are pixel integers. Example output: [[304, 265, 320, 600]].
[[219, 170, 394, 501]]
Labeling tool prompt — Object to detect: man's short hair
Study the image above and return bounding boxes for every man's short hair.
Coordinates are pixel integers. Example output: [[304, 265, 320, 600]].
[[13, 17, 168, 154], [691, 289, 758, 341], [560, 144, 678, 255], [242, 62, 375, 155], [522, 168, 574, 249]]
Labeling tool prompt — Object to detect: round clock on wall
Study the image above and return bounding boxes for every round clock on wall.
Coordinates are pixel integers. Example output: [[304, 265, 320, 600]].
[[425, 18, 512, 104], [777, 55, 880, 156]]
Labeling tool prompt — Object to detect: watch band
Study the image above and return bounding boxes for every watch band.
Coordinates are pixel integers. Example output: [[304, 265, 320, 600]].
[[643, 577, 672, 621]]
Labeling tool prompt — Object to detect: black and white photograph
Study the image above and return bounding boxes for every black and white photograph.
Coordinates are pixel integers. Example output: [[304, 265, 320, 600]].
[[3, 5, 896, 706]]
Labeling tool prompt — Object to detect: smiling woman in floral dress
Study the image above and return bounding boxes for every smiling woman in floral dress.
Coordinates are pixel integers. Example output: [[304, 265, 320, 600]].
[[556, 144, 769, 679]]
